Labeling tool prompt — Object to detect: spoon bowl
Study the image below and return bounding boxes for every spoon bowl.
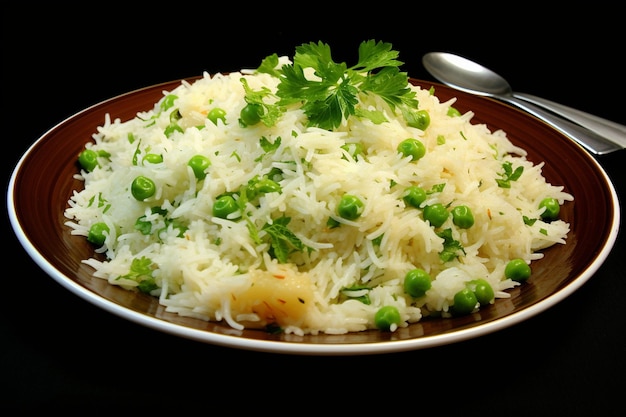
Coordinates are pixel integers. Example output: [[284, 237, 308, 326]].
[[422, 52, 625, 154], [422, 52, 515, 97]]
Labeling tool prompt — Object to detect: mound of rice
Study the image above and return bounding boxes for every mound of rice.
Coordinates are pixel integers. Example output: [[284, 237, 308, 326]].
[[64, 57, 573, 335]]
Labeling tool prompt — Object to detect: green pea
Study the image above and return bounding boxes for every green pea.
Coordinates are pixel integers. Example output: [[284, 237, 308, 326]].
[[404, 268, 432, 298], [131, 176, 156, 201], [402, 186, 427, 208], [539, 197, 560, 220], [397, 138, 426, 161], [160, 94, 178, 111], [87, 222, 110, 246], [188, 155, 211, 180], [447, 106, 461, 117], [423, 203, 449, 227], [337, 194, 364, 220], [452, 205, 475, 228], [78, 149, 98, 172], [468, 279, 494, 305], [213, 195, 239, 219], [408, 109, 431, 130], [255, 178, 281, 194], [207, 107, 227, 125], [246, 178, 281, 200], [240, 103, 262, 126], [505, 258, 531, 282], [142, 153, 163, 164], [452, 288, 478, 315], [374, 306, 401, 331], [164, 123, 184, 138]]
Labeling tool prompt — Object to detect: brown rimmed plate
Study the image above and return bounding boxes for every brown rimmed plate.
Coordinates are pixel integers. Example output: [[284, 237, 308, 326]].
[[7, 77, 620, 355]]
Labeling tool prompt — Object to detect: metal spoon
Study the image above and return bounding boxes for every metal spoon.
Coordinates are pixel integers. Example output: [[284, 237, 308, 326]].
[[422, 52, 625, 155]]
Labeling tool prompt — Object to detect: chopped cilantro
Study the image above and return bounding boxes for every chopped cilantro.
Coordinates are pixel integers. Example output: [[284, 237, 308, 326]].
[[427, 183, 446, 194], [496, 161, 524, 188], [523, 215, 538, 226], [118, 256, 157, 293], [262, 216, 309, 263], [436, 228, 465, 262]]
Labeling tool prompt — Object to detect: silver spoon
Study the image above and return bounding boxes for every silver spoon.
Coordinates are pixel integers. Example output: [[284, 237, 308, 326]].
[[422, 52, 625, 155]]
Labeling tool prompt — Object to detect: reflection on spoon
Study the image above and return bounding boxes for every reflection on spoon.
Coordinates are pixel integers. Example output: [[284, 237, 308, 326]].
[[422, 52, 625, 154]]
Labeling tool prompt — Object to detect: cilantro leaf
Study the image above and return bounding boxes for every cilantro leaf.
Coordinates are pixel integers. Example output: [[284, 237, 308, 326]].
[[259, 136, 281, 153], [436, 228, 465, 262], [118, 256, 157, 293], [496, 161, 524, 188]]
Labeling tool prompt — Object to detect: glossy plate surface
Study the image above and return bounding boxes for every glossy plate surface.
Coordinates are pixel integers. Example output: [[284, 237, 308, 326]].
[[7, 78, 620, 355]]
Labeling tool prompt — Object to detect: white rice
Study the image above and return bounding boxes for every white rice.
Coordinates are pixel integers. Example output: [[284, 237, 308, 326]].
[[64, 60, 573, 335]]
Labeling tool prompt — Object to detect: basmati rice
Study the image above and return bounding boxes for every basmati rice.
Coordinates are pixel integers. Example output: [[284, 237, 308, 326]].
[[64, 57, 573, 335]]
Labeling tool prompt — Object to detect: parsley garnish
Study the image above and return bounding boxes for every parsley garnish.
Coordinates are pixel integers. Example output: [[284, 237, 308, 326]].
[[254, 40, 421, 130], [239, 78, 283, 127]]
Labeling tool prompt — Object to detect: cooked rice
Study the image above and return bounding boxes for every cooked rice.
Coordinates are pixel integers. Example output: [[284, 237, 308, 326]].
[[64, 60, 573, 335]]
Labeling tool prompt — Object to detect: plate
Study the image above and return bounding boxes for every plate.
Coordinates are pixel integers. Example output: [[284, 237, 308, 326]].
[[7, 77, 620, 355]]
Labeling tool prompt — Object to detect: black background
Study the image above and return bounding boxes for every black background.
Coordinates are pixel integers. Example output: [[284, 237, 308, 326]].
[[3, 5, 625, 415]]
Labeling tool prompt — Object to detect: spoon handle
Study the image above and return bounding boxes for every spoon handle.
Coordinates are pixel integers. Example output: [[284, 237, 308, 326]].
[[513, 92, 626, 149], [499, 96, 623, 155]]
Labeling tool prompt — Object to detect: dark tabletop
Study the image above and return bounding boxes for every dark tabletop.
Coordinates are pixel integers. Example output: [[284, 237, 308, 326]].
[[3, 6, 625, 415]]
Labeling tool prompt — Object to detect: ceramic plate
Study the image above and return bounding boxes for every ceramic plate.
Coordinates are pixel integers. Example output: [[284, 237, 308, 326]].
[[7, 78, 620, 355]]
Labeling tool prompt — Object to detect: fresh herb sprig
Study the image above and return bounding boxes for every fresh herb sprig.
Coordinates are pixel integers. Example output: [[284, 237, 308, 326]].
[[253, 40, 422, 130]]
